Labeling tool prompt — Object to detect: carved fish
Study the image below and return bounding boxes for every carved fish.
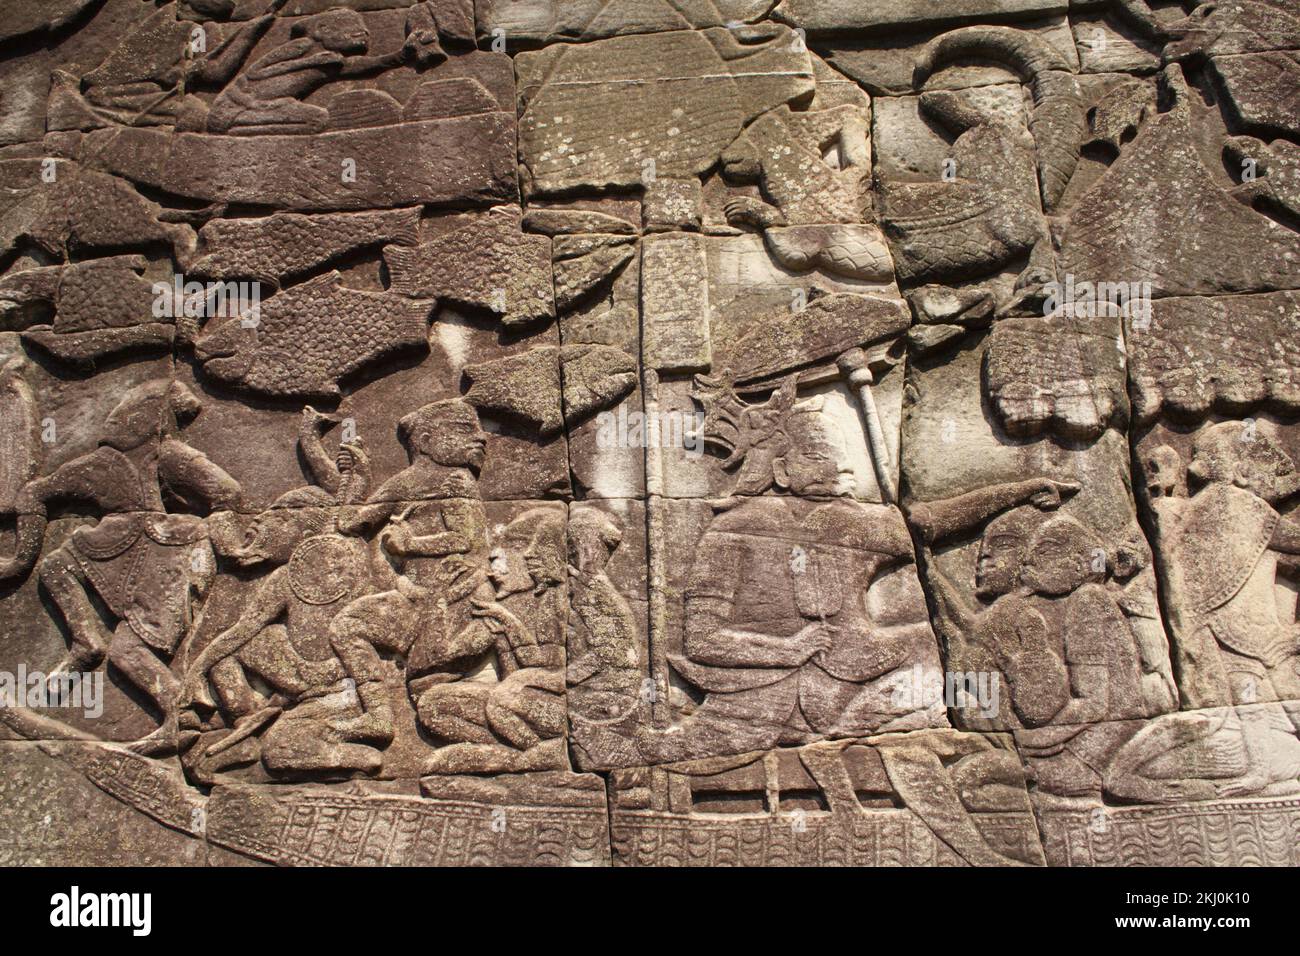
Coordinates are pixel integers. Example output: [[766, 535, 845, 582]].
[[0, 163, 195, 261], [188, 208, 421, 286], [0, 256, 176, 366], [194, 272, 431, 398], [384, 213, 554, 328], [463, 344, 636, 436]]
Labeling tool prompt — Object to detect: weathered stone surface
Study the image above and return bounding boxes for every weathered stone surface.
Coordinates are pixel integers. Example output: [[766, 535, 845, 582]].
[[1209, 52, 1300, 137], [479, 0, 773, 44], [516, 27, 814, 197], [188, 208, 421, 284], [826, 19, 1079, 97], [0, 0, 100, 46], [773, 0, 1068, 35], [0, 743, 207, 865], [3, 0, 1300, 870], [463, 343, 636, 436], [1163, 0, 1300, 58], [1126, 292, 1300, 424], [551, 234, 635, 313], [983, 312, 1128, 440]]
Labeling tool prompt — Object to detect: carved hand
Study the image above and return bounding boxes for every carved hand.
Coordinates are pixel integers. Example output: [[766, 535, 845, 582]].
[[1030, 478, 1081, 510], [380, 518, 413, 558], [792, 622, 838, 663]]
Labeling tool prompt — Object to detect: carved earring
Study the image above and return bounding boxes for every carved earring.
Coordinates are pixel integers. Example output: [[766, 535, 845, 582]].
[[772, 458, 790, 490]]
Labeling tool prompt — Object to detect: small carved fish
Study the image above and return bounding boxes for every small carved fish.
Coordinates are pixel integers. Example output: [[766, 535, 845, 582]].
[[189, 207, 421, 285], [194, 272, 431, 398], [384, 213, 554, 328], [463, 344, 635, 436]]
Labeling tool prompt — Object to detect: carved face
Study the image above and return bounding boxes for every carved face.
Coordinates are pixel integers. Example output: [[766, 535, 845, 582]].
[[231, 490, 331, 567], [232, 508, 321, 567], [975, 508, 1042, 600], [309, 10, 370, 54], [1188, 421, 1296, 502], [406, 403, 488, 471], [1020, 516, 1102, 597], [490, 511, 565, 597], [776, 411, 854, 497], [567, 510, 621, 575], [976, 531, 1024, 600], [1142, 445, 1186, 499]]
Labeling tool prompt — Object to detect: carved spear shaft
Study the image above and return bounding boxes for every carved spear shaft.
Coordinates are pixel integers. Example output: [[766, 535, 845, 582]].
[[837, 347, 898, 506]]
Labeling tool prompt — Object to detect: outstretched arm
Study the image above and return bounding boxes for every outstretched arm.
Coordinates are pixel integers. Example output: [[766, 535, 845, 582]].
[[1271, 514, 1300, 555], [24, 446, 144, 513], [183, 571, 289, 697], [337, 469, 413, 535], [158, 438, 242, 512], [186, 8, 283, 87], [297, 407, 341, 495], [906, 478, 1078, 545]]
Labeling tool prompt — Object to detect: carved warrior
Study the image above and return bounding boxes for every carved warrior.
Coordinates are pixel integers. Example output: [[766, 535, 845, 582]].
[[325, 400, 569, 776], [881, 26, 1081, 292], [196, 4, 445, 137], [566, 508, 642, 749], [172, 400, 572, 780], [1101, 425, 1300, 803], [633, 382, 948, 765], [0, 378, 241, 756], [178, 413, 390, 778]]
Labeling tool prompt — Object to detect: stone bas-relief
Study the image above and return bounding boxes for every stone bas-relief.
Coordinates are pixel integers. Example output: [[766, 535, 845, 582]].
[[0, 0, 1297, 869]]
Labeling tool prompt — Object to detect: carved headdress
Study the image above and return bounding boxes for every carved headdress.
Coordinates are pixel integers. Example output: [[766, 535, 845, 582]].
[[693, 371, 829, 495]]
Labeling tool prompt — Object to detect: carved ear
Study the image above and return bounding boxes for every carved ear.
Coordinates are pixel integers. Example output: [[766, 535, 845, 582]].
[[772, 457, 790, 490]]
